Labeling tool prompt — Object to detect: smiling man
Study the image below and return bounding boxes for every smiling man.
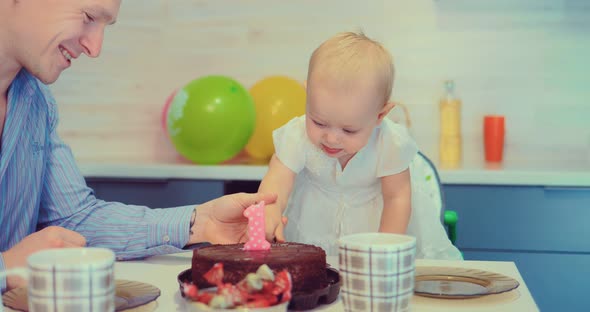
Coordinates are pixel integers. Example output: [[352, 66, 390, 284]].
[[0, 0, 278, 292], [1, 0, 119, 86]]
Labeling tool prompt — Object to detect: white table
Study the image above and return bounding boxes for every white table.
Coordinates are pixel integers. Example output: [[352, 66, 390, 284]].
[[109, 251, 539, 312]]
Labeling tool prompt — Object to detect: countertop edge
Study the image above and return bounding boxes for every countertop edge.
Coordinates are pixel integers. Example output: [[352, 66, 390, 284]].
[[79, 163, 590, 187]]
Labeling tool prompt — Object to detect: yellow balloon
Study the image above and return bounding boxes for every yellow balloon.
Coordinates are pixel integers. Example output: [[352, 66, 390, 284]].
[[245, 76, 306, 160]]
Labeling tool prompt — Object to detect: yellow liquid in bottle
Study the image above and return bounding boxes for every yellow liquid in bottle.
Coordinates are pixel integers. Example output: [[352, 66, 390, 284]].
[[439, 98, 462, 168]]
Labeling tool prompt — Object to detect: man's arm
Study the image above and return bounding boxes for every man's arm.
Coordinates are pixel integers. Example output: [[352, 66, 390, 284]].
[[1, 252, 7, 292], [39, 128, 194, 260]]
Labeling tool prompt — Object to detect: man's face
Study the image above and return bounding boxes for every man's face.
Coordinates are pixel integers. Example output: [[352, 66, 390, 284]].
[[9, 0, 121, 84]]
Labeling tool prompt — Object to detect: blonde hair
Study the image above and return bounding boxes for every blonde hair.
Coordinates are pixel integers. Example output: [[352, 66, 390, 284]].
[[307, 31, 395, 105]]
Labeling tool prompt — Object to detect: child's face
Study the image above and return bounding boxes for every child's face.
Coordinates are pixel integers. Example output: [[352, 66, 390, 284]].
[[305, 76, 389, 164]]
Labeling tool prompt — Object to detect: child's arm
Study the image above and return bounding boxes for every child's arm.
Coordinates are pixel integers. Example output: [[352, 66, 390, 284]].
[[258, 154, 297, 242], [379, 169, 412, 233]]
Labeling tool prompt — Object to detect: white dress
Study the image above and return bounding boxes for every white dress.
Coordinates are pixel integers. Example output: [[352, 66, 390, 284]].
[[273, 115, 415, 256]]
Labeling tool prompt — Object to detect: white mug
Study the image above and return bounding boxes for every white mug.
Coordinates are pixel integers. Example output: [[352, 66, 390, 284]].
[[338, 233, 417, 312], [0, 247, 116, 312]]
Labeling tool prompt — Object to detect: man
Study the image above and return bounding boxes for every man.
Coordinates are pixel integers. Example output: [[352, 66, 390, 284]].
[[0, 0, 279, 291]]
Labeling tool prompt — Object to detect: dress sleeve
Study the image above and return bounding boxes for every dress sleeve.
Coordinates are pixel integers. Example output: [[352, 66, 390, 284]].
[[272, 115, 307, 173], [376, 118, 419, 177]]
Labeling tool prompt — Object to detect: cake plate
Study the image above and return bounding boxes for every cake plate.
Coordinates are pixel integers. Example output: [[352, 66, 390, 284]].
[[177, 267, 341, 311]]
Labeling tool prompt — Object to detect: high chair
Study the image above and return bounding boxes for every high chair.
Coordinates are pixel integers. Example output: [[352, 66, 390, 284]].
[[389, 103, 458, 246], [407, 151, 462, 260], [411, 151, 458, 244]]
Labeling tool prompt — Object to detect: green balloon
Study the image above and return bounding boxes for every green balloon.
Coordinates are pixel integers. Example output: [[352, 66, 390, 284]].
[[167, 76, 255, 164]]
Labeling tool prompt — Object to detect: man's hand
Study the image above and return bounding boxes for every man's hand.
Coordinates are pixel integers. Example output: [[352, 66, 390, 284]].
[[188, 192, 280, 245], [2, 226, 86, 289]]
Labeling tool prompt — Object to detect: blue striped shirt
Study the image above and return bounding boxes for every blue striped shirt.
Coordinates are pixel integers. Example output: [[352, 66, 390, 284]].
[[0, 69, 194, 291]]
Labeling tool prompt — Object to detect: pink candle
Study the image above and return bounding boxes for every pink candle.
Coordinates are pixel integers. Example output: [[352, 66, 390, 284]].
[[243, 201, 271, 251]]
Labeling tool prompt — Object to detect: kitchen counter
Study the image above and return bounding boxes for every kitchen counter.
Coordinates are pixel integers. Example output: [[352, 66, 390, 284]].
[[79, 145, 590, 187]]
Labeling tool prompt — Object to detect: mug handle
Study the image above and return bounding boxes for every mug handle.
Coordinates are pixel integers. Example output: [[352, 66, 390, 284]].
[[0, 268, 28, 281], [0, 268, 28, 312]]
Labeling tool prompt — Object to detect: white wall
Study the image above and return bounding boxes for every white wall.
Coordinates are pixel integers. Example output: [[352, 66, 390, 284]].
[[50, 0, 590, 163]]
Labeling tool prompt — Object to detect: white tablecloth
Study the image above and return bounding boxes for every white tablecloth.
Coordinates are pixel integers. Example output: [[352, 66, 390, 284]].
[[2, 251, 538, 311], [106, 251, 539, 312]]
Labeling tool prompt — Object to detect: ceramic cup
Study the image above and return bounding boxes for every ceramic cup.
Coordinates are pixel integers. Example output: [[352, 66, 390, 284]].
[[483, 115, 505, 162], [338, 233, 417, 312], [0, 247, 116, 312]]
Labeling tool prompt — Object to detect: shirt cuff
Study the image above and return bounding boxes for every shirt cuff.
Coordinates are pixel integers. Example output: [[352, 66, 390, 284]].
[[0, 252, 7, 293], [145, 205, 194, 249]]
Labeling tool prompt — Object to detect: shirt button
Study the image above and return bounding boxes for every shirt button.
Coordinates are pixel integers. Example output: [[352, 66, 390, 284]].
[[163, 235, 170, 243]]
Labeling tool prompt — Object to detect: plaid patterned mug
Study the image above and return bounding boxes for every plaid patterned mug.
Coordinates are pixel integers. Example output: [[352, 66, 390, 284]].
[[0, 247, 115, 312], [338, 233, 417, 312]]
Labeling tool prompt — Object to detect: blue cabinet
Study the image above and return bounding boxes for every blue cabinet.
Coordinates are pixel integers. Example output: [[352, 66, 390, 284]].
[[444, 185, 590, 311], [86, 178, 225, 207], [465, 250, 590, 312]]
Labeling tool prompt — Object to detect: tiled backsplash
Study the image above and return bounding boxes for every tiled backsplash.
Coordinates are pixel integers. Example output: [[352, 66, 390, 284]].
[[50, 0, 590, 163]]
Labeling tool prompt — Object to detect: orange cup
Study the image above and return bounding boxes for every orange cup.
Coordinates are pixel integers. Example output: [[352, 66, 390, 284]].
[[484, 115, 505, 162]]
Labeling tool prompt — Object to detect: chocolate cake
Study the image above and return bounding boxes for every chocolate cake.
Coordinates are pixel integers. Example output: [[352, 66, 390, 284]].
[[192, 242, 327, 292]]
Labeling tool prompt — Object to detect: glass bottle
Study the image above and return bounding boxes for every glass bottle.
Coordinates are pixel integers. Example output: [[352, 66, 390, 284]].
[[439, 80, 462, 168]]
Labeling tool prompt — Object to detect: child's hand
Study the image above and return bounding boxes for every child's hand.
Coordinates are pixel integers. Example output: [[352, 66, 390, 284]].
[[264, 203, 286, 243]]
